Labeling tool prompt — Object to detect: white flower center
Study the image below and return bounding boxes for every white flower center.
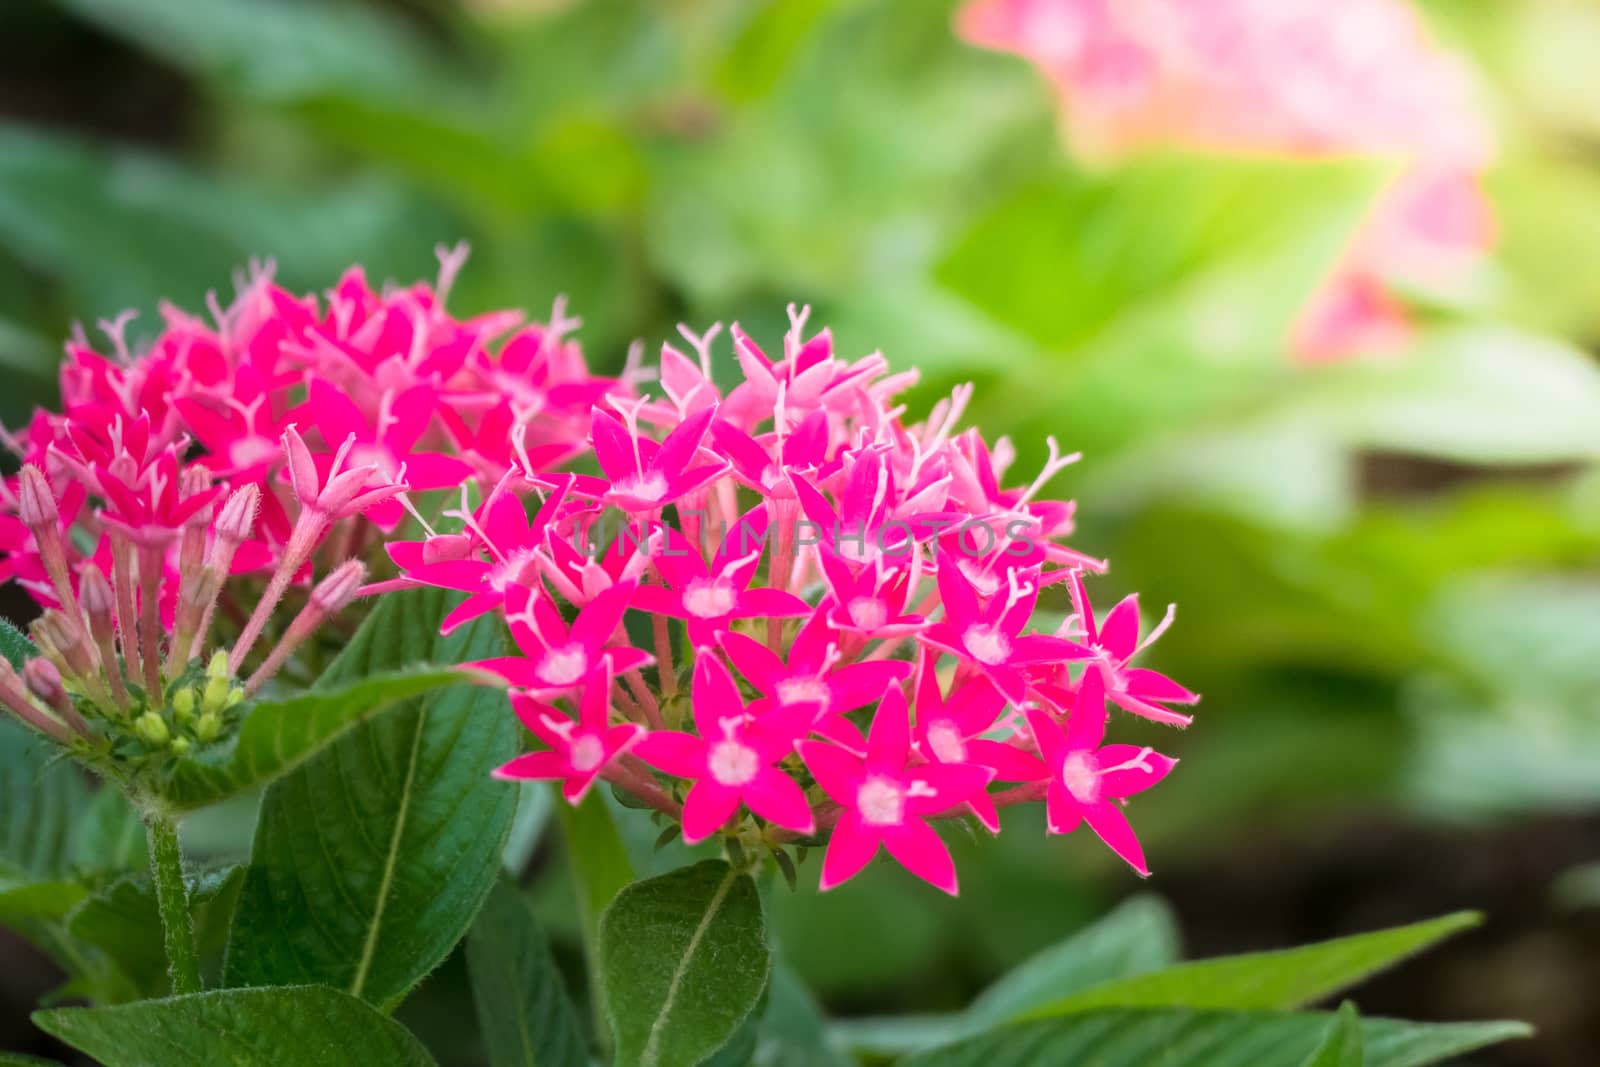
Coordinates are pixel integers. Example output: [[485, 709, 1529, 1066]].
[[847, 596, 887, 631], [569, 735, 605, 773], [540, 645, 589, 686], [228, 435, 277, 469], [615, 471, 668, 503], [963, 624, 1011, 666], [776, 677, 830, 707], [925, 720, 967, 764], [708, 741, 760, 787], [683, 579, 737, 619], [491, 548, 539, 592], [856, 775, 905, 826], [1060, 752, 1100, 804]]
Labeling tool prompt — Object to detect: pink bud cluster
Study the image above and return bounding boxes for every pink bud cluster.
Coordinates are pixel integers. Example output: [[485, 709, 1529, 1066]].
[[0, 248, 613, 754], [957, 0, 1496, 361], [392, 308, 1197, 893]]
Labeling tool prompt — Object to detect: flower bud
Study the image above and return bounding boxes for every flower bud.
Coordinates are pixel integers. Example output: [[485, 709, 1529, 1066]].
[[201, 674, 231, 715], [213, 484, 260, 548], [135, 711, 170, 746], [172, 686, 196, 722], [23, 657, 65, 706], [196, 711, 221, 743], [310, 560, 367, 615], [16, 464, 58, 527], [170, 736, 192, 756]]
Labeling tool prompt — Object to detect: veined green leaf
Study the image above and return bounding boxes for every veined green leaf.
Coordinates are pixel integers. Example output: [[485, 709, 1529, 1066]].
[[224, 588, 519, 1008], [900, 1009, 1528, 1067], [34, 985, 439, 1066], [0, 618, 33, 670], [464, 880, 585, 1067], [1028, 912, 1480, 1017], [1302, 1003, 1365, 1067], [158, 667, 471, 811], [600, 859, 769, 1067]]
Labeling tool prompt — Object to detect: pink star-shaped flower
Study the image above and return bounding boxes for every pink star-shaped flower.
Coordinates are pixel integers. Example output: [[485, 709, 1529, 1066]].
[[494, 671, 642, 803], [798, 683, 992, 895], [1066, 570, 1199, 726], [1019, 669, 1177, 876], [469, 580, 651, 695], [634, 654, 815, 842]]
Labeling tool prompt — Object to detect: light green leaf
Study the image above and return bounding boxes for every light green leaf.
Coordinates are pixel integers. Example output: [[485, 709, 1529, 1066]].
[[971, 895, 1181, 1026], [224, 588, 519, 1008], [1029, 912, 1479, 1017], [0, 1053, 63, 1066], [464, 880, 585, 1067], [1288, 325, 1600, 465], [832, 895, 1181, 1057], [34, 985, 439, 1066], [1302, 1002, 1364, 1067], [600, 859, 769, 1067], [158, 667, 472, 811], [900, 1010, 1529, 1067], [556, 784, 634, 1020]]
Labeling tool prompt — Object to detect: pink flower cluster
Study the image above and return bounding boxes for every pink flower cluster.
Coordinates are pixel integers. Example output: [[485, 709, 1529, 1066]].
[[0, 256, 1195, 894], [0, 249, 611, 750], [958, 0, 1495, 361], [393, 308, 1196, 893]]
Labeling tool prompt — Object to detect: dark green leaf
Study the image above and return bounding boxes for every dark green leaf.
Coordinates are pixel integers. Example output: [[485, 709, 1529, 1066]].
[[758, 961, 852, 1067], [0, 718, 89, 882], [69, 787, 147, 877], [34, 985, 440, 1066], [899, 1010, 1528, 1067], [67, 867, 244, 1000], [0, 618, 33, 670], [600, 859, 769, 1067], [1029, 912, 1480, 1017], [464, 880, 585, 1067], [158, 667, 472, 811], [224, 589, 519, 1009], [1302, 1002, 1364, 1067]]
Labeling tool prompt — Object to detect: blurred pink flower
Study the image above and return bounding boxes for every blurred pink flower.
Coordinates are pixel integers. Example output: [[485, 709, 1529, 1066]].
[[958, 0, 1496, 360]]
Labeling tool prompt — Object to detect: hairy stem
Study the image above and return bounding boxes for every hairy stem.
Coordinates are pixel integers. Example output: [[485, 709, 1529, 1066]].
[[146, 814, 201, 995]]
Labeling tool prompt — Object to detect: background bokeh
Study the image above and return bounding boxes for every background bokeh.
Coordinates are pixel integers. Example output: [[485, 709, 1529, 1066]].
[[3, 0, 1600, 1064]]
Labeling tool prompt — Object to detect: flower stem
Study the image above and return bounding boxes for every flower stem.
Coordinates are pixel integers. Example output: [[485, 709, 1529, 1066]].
[[146, 813, 201, 995]]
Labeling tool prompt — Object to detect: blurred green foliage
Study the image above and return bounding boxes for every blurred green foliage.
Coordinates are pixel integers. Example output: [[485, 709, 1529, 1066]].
[[3, 0, 1600, 1042]]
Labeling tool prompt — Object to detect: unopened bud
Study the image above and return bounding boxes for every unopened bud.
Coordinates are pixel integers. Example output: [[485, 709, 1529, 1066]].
[[170, 736, 192, 756], [196, 711, 221, 742], [135, 711, 170, 746], [201, 673, 231, 714], [17, 464, 58, 527], [213, 484, 260, 547], [23, 657, 65, 705], [79, 562, 114, 617], [311, 560, 367, 615], [172, 687, 196, 722], [207, 650, 230, 681]]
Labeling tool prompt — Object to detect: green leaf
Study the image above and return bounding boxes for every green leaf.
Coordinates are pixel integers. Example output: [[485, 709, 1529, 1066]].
[[556, 783, 635, 1023], [970, 895, 1181, 1026], [34, 985, 440, 1066], [899, 1010, 1529, 1067], [224, 588, 519, 1008], [464, 880, 585, 1067], [69, 787, 148, 877], [1029, 912, 1480, 1017], [158, 667, 472, 811], [0, 618, 33, 670], [600, 859, 770, 1067], [758, 961, 852, 1067], [832, 895, 1181, 1057], [0, 718, 89, 882], [1286, 325, 1600, 465], [67, 867, 244, 1000], [1302, 1002, 1364, 1067], [0, 1053, 63, 1066]]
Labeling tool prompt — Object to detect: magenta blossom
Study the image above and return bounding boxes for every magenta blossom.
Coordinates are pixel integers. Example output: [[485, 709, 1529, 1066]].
[[1065, 570, 1199, 726], [635, 655, 815, 843], [799, 683, 993, 895], [470, 580, 651, 695], [1019, 670, 1177, 876], [591, 401, 728, 512], [495, 672, 643, 802]]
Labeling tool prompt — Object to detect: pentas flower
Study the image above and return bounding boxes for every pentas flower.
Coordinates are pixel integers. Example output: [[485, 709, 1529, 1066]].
[[957, 0, 1495, 360], [1019, 671, 1177, 876], [0, 252, 611, 793], [496, 669, 643, 802], [384, 307, 1197, 897], [800, 684, 992, 895], [636, 655, 815, 842]]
